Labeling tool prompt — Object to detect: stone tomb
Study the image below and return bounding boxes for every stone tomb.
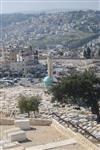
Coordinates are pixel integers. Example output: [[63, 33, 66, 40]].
[[14, 119, 30, 130], [8, 130, 26, 142]]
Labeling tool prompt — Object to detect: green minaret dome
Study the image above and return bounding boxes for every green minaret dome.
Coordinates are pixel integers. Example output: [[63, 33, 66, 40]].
[[43, 76, 53, 87]]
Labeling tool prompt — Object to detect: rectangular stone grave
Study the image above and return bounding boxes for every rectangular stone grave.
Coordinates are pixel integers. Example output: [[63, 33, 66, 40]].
[[14, 119, 30, 130], [8, 130, 26, 142]]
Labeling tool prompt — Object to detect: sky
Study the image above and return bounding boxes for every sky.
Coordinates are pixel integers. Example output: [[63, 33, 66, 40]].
[[0, 0, 100, 14]]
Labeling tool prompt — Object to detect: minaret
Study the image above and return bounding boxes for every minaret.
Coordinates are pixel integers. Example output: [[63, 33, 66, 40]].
[[47, 52, 53, 77], [43, 53, 53, 88]]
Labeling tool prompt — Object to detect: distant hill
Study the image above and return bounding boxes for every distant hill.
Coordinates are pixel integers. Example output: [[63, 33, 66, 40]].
[[1, 13, 34, 27], [1, 10, 100, 50]]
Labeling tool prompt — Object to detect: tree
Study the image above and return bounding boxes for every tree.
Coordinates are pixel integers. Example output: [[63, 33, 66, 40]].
[[50, 71, 100, 123], [86, 47, 91, 58], [83, 47, 91, 59], [18, 95, 40, 117], [83, 50, 87, 58], [58, 51, 63, 56], [29, 45, 32, 51]]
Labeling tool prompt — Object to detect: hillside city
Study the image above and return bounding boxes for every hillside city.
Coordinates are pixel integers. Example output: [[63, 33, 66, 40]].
[[0, 9, 100, 150], [0, 10, 100, 79], [1, 10, 100, 53]]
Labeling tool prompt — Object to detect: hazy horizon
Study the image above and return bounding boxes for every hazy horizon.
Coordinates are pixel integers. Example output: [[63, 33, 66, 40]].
[[0, 0, 100, 14]]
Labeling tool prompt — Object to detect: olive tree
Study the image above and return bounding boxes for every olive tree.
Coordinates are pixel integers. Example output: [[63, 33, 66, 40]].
[[18, 95, 40, 117], [50, 71, 100, 123]]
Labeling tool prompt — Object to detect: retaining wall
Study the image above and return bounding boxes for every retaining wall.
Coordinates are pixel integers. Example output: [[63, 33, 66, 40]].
[[52, 118, 100, 150], [0, 118, 52, 126], [0, 118, 14, 125]]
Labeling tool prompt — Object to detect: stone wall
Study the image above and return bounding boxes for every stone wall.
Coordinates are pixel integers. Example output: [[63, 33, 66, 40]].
[[0, 118, 14, 125], [52, 118, 76, 138], [76, 133, 100, 150], [0, 118, 52, 126]]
